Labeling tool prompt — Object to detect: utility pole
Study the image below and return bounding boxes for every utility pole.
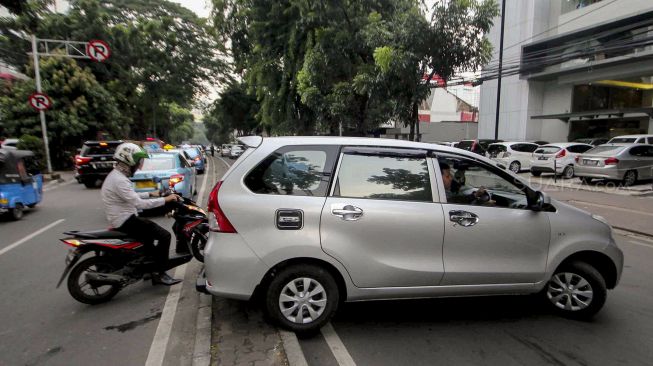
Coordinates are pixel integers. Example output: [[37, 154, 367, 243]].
[[31, 35, 53, 174], [494, 0, 506, 140]]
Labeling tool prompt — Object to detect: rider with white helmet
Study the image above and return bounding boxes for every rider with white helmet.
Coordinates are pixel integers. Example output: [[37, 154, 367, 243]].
[[101, 142, 182, 286]]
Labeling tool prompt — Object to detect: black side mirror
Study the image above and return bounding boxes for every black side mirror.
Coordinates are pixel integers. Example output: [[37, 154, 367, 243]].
[[528, 191, 550, 211]]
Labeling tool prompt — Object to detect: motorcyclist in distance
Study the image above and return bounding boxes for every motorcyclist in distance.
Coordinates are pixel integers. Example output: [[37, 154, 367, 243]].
[[101, 142, 182, 286]]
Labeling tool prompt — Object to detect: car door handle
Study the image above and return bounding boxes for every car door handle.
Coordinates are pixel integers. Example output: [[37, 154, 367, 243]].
[[331, 205, 364, 221], [449, 210, 479, 227]]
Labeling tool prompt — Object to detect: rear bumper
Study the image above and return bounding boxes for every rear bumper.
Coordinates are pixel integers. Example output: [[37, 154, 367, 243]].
[[574, 165, 623, 180], [203, 232, 268, 300]]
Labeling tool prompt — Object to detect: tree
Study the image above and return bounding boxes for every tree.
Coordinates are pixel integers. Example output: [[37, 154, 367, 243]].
[[212, 0, 497, 138], [204, 82, 259, 143], [1, 0, 229, 142], [0, 56, 125, 168]]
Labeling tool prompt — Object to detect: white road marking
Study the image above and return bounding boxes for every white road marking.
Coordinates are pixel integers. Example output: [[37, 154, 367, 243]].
[[627, 240, 653, 249], [145, 264, 188, 366], [0, 219, 65, 257], [567, 200, 653, 217], [279, 330, 309, 366], [321, 322, 357, 366], [145, 154, 212, 366]]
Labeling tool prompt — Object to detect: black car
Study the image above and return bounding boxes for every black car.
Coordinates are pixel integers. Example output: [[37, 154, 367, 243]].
[[74, 140, 123, 188]]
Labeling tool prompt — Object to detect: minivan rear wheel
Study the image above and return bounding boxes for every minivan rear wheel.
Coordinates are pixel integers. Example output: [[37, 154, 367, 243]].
[[544, 261, 606, 320], [265, 264, 339, 334]]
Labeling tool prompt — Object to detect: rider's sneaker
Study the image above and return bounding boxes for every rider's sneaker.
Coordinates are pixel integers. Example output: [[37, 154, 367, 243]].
[[151, 272, 182, 286]]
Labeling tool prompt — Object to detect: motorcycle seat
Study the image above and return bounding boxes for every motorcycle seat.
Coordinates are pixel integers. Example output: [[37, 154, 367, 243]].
[[64, 229, 131, 239]]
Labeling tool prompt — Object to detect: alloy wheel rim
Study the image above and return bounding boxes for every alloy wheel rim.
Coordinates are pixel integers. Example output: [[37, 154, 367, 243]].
[[509, 162, 520, 173], [625, 172, 636, 186], [547, 272, 593, 311], [279, 277, 327, 324], [565, 167, 574, 178]]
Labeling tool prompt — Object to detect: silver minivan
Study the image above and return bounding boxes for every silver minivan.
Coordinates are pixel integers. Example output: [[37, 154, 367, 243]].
[[200, 136, 623, 333]]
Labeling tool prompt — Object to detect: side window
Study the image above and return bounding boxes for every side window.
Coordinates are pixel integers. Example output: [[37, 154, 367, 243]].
[[648, 137, 653, 144], [334, 150, 432, 202], [629, 146, 646, 157], [525, 144, 539, 153], [509, 144, 524, 152], [568, 145, 592, 153], [244, 146, 337, 196], [436, 155, 529, 209]]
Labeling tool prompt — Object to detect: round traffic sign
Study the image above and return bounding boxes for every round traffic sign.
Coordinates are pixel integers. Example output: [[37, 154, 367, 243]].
[[28, 92, 52, 111], [86, 40, 111, 62]]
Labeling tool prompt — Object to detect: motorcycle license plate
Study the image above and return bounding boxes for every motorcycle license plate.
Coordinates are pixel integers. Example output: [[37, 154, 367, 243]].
[[135, 180, 157, 189]]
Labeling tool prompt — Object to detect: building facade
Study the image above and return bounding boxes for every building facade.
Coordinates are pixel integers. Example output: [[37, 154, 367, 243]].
[[479, 0, 653, 142]]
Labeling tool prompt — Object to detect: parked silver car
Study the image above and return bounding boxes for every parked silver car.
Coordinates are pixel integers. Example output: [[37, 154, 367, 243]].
[[574, 144, 653, 186], [199, 136, 623, 333]]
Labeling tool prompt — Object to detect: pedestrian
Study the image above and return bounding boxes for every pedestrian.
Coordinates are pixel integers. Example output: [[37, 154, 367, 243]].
[[210, 144, 215, 157]]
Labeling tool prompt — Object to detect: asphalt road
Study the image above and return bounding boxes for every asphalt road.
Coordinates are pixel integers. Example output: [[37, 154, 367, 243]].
[[0, 154, 228, 366]]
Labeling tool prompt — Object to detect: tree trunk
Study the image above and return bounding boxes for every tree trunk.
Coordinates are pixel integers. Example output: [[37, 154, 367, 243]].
[[409, 121, 415, 141]]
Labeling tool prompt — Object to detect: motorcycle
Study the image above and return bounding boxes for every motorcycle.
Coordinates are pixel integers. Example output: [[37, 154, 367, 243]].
[[55, 185, 208, 305]]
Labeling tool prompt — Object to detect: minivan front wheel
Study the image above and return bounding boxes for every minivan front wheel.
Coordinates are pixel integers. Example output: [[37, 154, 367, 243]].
[[265, 264, 339, 334], [544, 261, 606, 319]]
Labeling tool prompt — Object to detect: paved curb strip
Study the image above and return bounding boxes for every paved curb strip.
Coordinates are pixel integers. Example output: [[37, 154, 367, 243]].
[[279, 330, 309, 366]]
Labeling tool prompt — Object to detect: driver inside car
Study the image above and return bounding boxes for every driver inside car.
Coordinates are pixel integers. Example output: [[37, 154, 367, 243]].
[[440, 162, 491, 205]]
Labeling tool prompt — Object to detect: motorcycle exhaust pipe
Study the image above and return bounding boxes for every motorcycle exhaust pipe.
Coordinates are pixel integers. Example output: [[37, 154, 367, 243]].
[[85, 272, 126, 285]]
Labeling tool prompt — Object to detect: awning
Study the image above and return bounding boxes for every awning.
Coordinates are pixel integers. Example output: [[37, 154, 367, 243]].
[[531, 107, 653, 122]]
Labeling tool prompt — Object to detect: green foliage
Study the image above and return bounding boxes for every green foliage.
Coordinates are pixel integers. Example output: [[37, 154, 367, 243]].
[[16, 134, 45, 169], [204, 82, 259, 143], [0, 56, 124, 168], [0, 0, 228, 144]]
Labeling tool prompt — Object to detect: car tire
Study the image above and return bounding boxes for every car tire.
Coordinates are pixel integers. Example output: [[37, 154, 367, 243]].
[[543, 261, 606, 320], [531, 171, 542, 177], [265, 264, 339, 334], [580, 177, 592, 185], [509, 161, 521, 173], [562, 165, 574, 179], [83, 180, 96, 188], [622, 170, 637, 187], [10, 204, 24, 220]]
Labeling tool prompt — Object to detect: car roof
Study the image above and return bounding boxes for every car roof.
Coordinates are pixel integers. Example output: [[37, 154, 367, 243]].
[[489, 141, 537, 146], [538, 142, 591, 148], [610, 134, 653, 138]]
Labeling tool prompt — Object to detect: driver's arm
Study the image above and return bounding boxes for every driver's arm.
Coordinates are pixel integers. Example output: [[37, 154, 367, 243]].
[[118, 178, 165, 209]]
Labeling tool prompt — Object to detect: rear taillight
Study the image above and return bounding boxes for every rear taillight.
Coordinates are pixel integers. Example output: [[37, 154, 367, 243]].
[[169, 174, 184, 187], [604, 157, 619, 165], [61, 239, 82, 247], [207, 181, 237, 233], [75, 155, 92, 165], [555, 149, 566, 158]]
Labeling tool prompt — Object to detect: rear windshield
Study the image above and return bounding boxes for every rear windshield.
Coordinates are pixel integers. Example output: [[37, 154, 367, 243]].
[[487, 145, 507, 154], [609, 137, 636, 143], [81, 144, 119, 156], [184, 148, 199, 158], [534, 146, 561, 154], [585, 146, 626, 155], [457, 141, 473, 150], [141, 155, 175, 170]]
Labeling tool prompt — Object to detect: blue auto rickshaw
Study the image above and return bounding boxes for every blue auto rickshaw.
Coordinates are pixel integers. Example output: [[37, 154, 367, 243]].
[[0, 148, 43, 220]]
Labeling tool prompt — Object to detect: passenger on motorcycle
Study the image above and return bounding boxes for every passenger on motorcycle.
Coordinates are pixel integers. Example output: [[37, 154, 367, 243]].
[[101, 142, 183, 286]]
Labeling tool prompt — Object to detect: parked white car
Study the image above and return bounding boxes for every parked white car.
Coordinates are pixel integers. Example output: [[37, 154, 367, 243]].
[[530, 143, 593, 178], [607, 134, 653, 144], [487, 142, 540, 173]]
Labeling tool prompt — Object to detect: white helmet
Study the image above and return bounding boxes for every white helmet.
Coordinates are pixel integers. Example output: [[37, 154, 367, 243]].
[[113, 142, 148, 167]]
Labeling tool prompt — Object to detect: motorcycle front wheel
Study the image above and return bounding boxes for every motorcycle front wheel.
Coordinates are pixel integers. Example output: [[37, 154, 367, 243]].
[[190, 232, 207, 263], [67, 256, 122, 305]]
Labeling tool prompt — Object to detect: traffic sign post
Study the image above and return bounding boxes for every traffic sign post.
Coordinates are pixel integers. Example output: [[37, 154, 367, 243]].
[[29, 93, 52, 110], [25, 35, 111, 174], [86, 40, 111, 62]]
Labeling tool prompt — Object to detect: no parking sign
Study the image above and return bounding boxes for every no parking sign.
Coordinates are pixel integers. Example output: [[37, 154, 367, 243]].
[[29, 92, 52, 111], [86, 40, 111, 62]]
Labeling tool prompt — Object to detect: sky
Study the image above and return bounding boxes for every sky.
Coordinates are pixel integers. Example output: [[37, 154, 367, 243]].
[[171, 0, 212, 18]]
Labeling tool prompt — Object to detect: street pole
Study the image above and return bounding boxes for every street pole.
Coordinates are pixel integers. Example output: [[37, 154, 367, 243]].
[[31, 35, 53, 174], [494, 0, 506, 141]]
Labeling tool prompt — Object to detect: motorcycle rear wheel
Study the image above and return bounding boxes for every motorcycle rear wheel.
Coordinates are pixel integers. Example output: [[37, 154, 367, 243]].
[[67, 256, 122, 305]]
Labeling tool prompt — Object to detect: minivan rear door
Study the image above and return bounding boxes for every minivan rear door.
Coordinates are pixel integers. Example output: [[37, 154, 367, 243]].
[[320, 147, 445, 288]]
